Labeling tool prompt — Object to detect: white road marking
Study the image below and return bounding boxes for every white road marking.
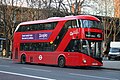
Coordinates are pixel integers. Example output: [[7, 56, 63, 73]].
[[22, 67, 51, 72], [69, 73, 119, 80], [0, 70, 56, 80]]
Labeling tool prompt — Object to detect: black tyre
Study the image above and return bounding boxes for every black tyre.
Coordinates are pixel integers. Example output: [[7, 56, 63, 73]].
[[21, 54, 26, 64], [108, 57, 111, 60], [58, 56, 65, 68]]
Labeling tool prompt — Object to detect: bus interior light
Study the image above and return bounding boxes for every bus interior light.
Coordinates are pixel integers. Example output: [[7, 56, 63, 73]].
[[50, 41, 53, 44]]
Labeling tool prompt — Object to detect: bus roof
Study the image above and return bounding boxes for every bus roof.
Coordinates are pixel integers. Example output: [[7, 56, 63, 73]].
[[19, 15, 100, 26], [15, 15, 100, 32]]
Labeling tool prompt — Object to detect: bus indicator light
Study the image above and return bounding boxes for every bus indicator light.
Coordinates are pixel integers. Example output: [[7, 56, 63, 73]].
[[83, 59, 87, 64]]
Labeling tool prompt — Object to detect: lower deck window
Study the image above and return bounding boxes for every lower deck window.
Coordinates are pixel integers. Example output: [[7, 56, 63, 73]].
[[20, 42, 55, 51]]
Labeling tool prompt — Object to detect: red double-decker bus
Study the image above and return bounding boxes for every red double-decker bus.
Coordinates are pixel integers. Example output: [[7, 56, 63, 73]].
[[12, 15, 103, 67]]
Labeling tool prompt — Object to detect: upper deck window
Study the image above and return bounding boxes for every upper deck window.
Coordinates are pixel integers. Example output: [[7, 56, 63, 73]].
[[17, 22, 58, 32], [67, 20, 78, 28], [81, 20, 103, 29]]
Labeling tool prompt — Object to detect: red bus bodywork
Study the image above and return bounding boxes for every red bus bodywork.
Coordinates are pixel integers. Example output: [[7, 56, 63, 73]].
[[12, 15, 103, 67]]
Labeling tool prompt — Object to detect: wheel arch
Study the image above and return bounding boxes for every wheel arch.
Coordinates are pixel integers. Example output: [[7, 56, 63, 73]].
[[20, 52, 27, 63], [57, 54, 66, 62], [57, 54, 67, 67]]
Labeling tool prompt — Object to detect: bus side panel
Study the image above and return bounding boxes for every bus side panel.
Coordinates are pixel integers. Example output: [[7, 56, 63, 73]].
[[64, 52, 80, 66], [22, 52, 59, 65], [43, 52, 58, 65], [24, 52, 45, 64], [65, 52, 102, 67]]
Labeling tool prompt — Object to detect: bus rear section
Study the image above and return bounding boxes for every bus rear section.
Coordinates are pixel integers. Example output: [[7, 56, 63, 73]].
[[12, 15, 103, 67]]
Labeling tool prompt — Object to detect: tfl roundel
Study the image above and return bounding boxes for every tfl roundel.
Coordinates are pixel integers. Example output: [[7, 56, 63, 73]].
[[38, 55, 43, 60]]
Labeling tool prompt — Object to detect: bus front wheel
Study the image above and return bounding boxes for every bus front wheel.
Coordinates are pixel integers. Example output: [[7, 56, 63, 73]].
[[58, 56, 65, 68], [21, 54, 26, 64]]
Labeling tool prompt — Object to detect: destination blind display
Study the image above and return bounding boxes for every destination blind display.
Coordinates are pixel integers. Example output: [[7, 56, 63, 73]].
[[85, 32, 102, 38], [22, 32, 51, 40]]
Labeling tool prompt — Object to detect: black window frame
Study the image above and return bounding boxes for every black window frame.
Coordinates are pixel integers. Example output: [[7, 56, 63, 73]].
[[17, 22, 58, 32], [20, 42, 55, 51]]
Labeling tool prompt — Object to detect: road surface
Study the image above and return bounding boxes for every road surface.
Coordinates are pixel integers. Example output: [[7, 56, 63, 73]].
[[0, 58, 120, 80]]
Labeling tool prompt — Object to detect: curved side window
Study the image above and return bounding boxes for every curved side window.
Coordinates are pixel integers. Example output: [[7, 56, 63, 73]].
[[16, 22, 58, 32]]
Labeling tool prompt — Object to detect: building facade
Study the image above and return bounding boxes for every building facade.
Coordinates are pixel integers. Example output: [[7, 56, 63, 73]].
[[114, 0, 120, 18]]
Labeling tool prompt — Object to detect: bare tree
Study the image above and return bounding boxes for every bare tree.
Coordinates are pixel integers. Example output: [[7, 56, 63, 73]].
[[0, 0, 9, 57], [0, 0, 28, 57], [57, 0, 85, 15], [82, 0, 114, 16], [25, 0, 86, 17]]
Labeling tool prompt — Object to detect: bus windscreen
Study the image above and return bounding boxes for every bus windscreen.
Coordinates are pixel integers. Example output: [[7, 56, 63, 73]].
[[81, 20, 102, 29]]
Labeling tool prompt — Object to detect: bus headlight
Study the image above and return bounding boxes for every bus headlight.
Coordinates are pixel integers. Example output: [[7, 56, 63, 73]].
[[83, 59, 87, 64]]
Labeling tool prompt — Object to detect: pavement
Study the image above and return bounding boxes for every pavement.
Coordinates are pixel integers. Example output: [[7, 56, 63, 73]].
[[0, 57, 120, 70], [102, 60, 120, 70]]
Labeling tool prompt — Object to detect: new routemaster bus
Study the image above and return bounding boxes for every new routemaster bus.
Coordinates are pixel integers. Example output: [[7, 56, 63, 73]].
[[12, 15, 103, 67]]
